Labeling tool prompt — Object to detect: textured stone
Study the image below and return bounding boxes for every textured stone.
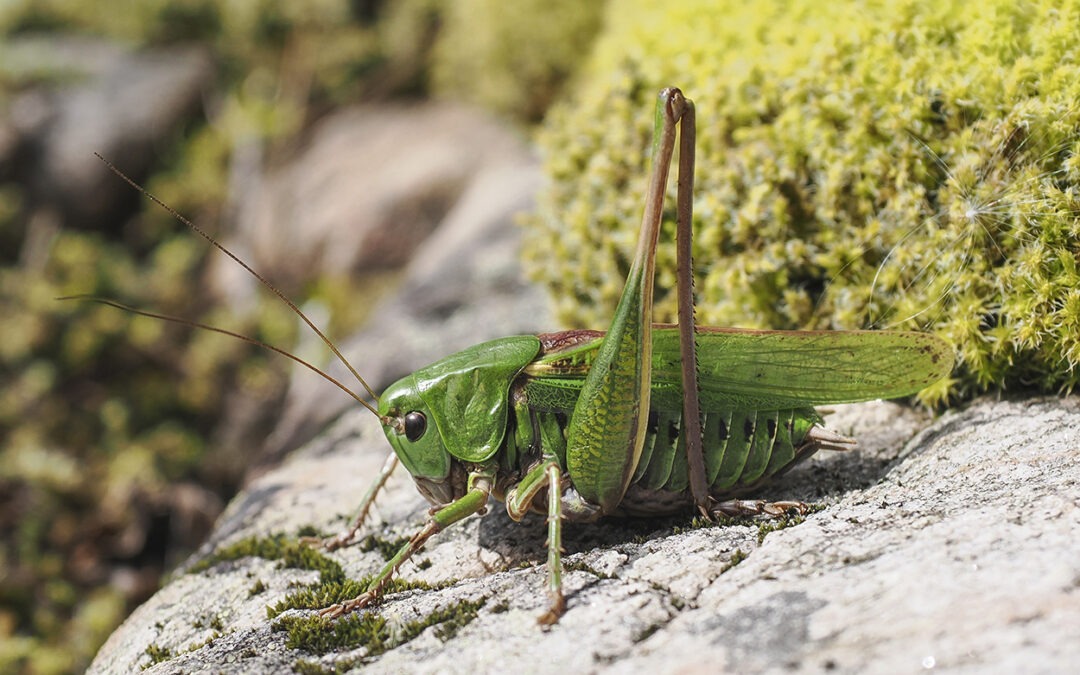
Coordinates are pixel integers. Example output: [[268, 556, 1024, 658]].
[[90, 380, 1080, 673]]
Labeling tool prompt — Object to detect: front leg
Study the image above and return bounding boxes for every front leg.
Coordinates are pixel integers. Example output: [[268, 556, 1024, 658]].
[[319, 471, 493, 619], [507, 451, 607, 625], [302, 453, 400, 552], [538, 463, 567, 625]]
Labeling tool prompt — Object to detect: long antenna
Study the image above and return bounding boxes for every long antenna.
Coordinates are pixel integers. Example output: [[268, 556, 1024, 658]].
[[60, 296, 381, 417], [91, 153, 382, 416]]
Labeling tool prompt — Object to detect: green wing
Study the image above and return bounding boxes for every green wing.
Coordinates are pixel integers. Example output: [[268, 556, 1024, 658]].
[[525, 327, 952, 411], [651, 326, 952, 409]]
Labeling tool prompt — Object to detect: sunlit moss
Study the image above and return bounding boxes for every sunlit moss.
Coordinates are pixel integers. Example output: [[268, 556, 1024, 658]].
[[525, 0, 1080, 405], [187, 534, 345, 582], [273, 598, 485, 657], [430, 0, 604, 122]]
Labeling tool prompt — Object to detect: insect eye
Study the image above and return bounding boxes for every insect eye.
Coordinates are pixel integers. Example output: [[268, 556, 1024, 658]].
[[403, 411, 427, 442]]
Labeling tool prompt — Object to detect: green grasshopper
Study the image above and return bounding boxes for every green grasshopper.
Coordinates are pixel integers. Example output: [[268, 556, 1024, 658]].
[[307, 88, 950, 624], [88, 88, 951, 625]]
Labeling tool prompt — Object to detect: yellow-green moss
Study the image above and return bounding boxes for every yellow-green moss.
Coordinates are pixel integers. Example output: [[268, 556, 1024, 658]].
[[756, 514, 808, 545], [273, 597, 485, 657], [719, 548, 747, 574], [358, 534, 413, 561], [524, 0, 1080, 404], [143, 643, 173, 666], [266, 577, 435, 620], [187, 534, 344, 582], [430, 0, 605, 122]]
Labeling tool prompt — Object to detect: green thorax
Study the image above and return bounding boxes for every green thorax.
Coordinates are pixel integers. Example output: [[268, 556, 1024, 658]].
[[378, 336, 540, 480]]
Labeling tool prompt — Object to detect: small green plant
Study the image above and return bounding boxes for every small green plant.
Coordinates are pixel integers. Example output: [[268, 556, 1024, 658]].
[[273, 598, 485, 657], [720, 548, 747, 573], [143, 643, 172, 666]]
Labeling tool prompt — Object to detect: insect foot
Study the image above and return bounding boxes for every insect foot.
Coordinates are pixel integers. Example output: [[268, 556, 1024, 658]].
[[538, 592, 566, 627], [804, 426, 858, 452], [709, 499, 810, 519], [318, 593, 376, 620], [299, 531, 355, 552]]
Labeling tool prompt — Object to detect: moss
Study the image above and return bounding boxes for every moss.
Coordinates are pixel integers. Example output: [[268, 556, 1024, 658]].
[[524, 0, 1080, 405], [187, 534, 345, 584], [563, 559, 616, 580], [274, 598, 485, 657], [430, 598, 485, 641], [720, 548, 747, 573], [359, 534, 413, 561], [293, 660, 341, 675], [265, 577, 434, 620], [183, 534, 437, 627], [249, 579, 269, 596], [295, 525, 324, 540], [671, 514, 725, 535], [268, 580, 367, 620], [185, 631, 222, 653], [143, 643, 173, 666], [756, 516, 807, 545]]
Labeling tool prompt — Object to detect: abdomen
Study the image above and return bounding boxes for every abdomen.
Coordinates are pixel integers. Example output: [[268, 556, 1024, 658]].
[[521, 400, 823, 517], [616, 406, 822, 516]]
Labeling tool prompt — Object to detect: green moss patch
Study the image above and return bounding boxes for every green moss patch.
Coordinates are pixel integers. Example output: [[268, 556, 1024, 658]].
[[756, 515, 809, 545], [720, 548, 747, 574], [358, 534, 413, 561], [266, 577, 434, 620], [143, 643, 173, 666], [275, 598, 486, 657], [187, 534, 345, 583]]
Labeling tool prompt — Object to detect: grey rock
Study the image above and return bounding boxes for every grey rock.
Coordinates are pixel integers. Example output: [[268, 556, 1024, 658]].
[[89, 385, 1080, 673], [213, 103, 533, 288]]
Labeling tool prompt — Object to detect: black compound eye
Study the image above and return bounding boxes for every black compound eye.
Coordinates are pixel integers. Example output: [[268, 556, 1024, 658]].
[[403, 411, 427, 442]]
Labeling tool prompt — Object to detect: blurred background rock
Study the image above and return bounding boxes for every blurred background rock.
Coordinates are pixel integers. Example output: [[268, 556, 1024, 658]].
[[0, 2, 602, 672]]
